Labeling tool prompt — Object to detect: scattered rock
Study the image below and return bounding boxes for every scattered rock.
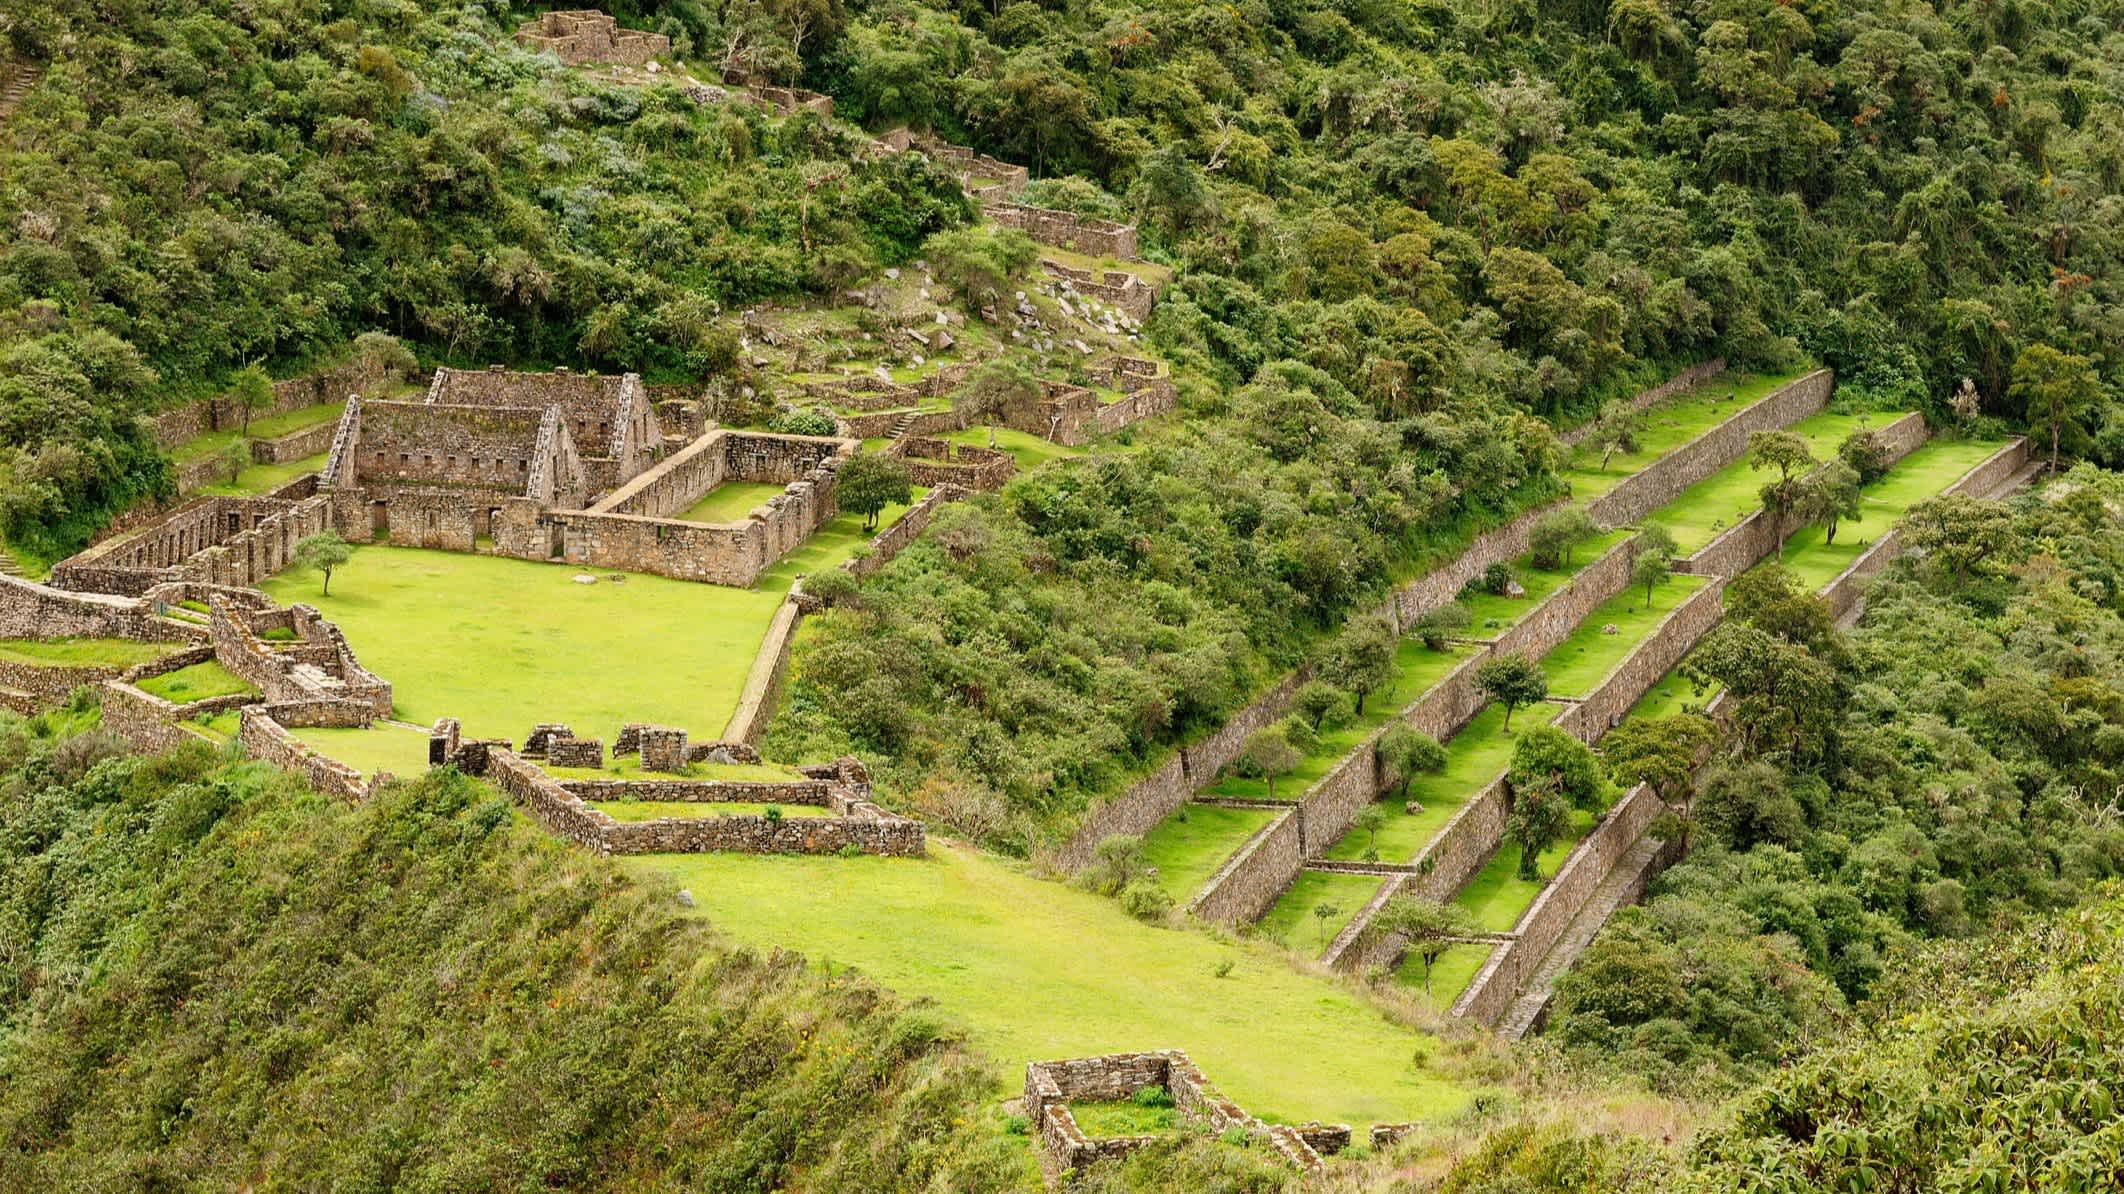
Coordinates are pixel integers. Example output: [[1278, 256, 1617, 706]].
[[1504, 579, 1527, 598], [572, 574, 597, 585], [884, 267, 901, 280], [674, 889, 696, 907], [1404, 801, 1425, 816], [1601, 623, 1620, 635]]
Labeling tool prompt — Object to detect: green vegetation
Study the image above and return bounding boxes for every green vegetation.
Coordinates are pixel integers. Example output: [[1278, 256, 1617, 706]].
[[589, 801, 832, 822], [1455, 808, 1601, 932], [1559, 372, 1808, 501], [1460, 529, 1630, 632], [1639, 412, 1911, 553], [540, 757, 802, 783], [1137, 804, 1280, 901], [133, 660, 256, 704], [1069, 1093, 1180, 1139], [625, 843, 1471, 1126], [1250, 871, 1381, 955], [0, 638, 182, 668], [1772, 436, 2008, 588], [1324, 703, 1560, 864], [754, 489, 926, 590], [169, 401, 345, 462], [291, 724, 433, 779], [1394, 942, 1492, 1010], [1541, 576, 1710, 697], [675, 481, 787, 525], [942, 426, 1081, 471], [196, 453, 328, 498], [260, 547, 782, 740]]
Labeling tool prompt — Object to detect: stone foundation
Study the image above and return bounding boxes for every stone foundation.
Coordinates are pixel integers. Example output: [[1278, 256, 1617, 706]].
[[982, 201, 1138, 259], [1023, 1051, 1328, 1181], [547, 737, 603, 768], [515, 10, 669, 66]]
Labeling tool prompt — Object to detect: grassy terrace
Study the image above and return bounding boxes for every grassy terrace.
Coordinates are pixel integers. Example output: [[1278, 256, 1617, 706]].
[[169, 400, 346, 461], [262, 548, 784, 741], [1630, 668, 1721, 720], [1641, 410, 1916, 553], [134, 660, 256, 704], [629, 843, 1471, 1126], [197, 452, 327, 497], [588, 800, 833, 821], [291, 724, 432, 778], [1254, 870, 1384, 952], [1394, 941, 1494, 1010], [0, 638, 184, 668], [1068, 1099, 1180, 1138], [1461, 529, 1630, 634], [675, 480, 785, 524], [1542, 574, 1709, 697], [539, 757, 802, 782], [1453, 803, 1605, 933], [754, 488, 925, 589], [1140, 804, 1281, 900], [942, 426, 1081, 471], [1770, 435, 2010, 589], [1321, 702, 1561, 864], [1559, 368, 1809, 501]]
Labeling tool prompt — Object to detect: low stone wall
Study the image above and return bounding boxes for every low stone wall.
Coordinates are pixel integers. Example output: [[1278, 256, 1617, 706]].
[[1023, 1051, 1323, 1181], [1559, 359, 1728, 447], [557, 777, 839, 807], [515, 9, 669, 66], [1584, 368, 1834, 528], [603, 814, 924, 856], [250, 419, 339, 465], [1091, 381, 1178, 435], [97, 680, 201, 753], [889, 436, 1016, 491], [1042, 259, 1157, 321], [1452, 784, 1669, 1027], [0, 575, 198, 642], [723, 597, 804, 744], [545, 487, 829, 586], [1554, 580, 1728, 742], [1186, 807, 1304, 925], [149, 356, 391, 451], [0, 657, 126, 710], [590, 430, 850, 519], [850, 484, 965, 578], [981, 201, 1138, 259], [485, 747, 611, 852], [237, 705, 370, 801], [1493, 536, 1639, 660], [51, 493, 332, 595]]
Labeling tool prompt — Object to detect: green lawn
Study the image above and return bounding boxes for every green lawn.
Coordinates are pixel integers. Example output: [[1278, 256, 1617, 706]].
[[1252, 870, 1385, 955], [1201, 640, 1472, 803], [261, 547, 784, 741], [197, 452, 327, 497], [1541, 573, 1709, 697], [1322, 702, 1561, 864], [1139, 804, 1282, 900], [292, 724, 434, 778], [188, 710, 241, 742], [588, 800, 833, 821], [1560, 369, 1808, 501], [755, 488, 928, 589], [0, 638, 184, 668], [1454, 806, 1602, 932], [1068, 1099, 1180, 1138], [134, 660, 257, 704], [1394, 941, 1493, 1010], [170, 401, 345, 462], [1628, 667, 1721, 721], [943, 426, 1081, 471], [675, 481, 787, 524], [1768, 436, 2009, 590], [1460, 529, 1630, 634], [624, 842, 1472, 1126], [1640, 411, 1915, 553], [539, 757, 802, 782]]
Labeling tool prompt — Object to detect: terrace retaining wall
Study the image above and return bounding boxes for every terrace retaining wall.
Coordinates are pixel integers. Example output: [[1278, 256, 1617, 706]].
[[1583, 369, 1834, 529], [0, 575, 199, 643], [1558, 359, 1728, 447], [1554, 580, 1728, 742], [236, 705, 370, 801]]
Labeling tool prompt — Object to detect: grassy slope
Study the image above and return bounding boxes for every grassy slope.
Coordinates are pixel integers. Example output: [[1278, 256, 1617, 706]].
[[943, 426, 1083, 471], [261, 547, 783, 741], [626, 842, 1474, 1126], [1640, 411, 1914, 553], [1393, 942, 1493, 1010], [1461, 529, 1631, 632], [0, 639, 184, 668], [196, 452, 328, 497]]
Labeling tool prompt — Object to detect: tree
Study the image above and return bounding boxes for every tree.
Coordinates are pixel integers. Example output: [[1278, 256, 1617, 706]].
[[1630, 550, 1670, 610], [1837, 428, 1891, 486], [1373, 895, 1478, 995], [1794, 458, 1863, 546], [1312, 902, 1344, 947], [1240, 725, 1301, 799], [217, 439, 250, 486], [1687, 623, 1840, 760], [834, 452, 912, 531], [1633, 523, 1676, 561], [1080, 834, 1150, 896], [954, 360, 1038, 449], [1529, 505, 1598, 569], [1749, 430, 1814, 557], [1503, 776, 1571, 880], [1477, 653, 1548, 731], [1322, 617, 1397, 714], [1412, 602, 1471, 650], [1509, 724, 1605, 813], [1377, 723, 1447, 799], [2011, 343, 2102, 474], [228, 363, 273, 436], [1292, 680, 1353, 731], [1600, 713, 1718, 845], [1354, 804, 1386, 858], [1587, 399, 1643, 471], [1902, 494, 2017, 587], [291, 531, 353, 596]]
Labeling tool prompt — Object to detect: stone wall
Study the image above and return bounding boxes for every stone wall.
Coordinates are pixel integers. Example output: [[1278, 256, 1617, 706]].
[[485, 748, 612, 852], [1558, 359, 1728, 447], [1185, 808, 1304, 925], [557, 777, 838, 807], [0, 575, 199, 642], [350, 400, 555, 494], [1375, 501, 1562, 631], [426, 366, 659, 488], [237, 705, 370, 801], [888, 436, 1016, 491], [543, 492, 818, 585], [1091, 381, 1179, 436], [602, 814, 924, 856], [1555, 580, 1728, 742], [97, 680, 201, 753], [846, 484, 963, 577], [1493, 536, 1640, 660], [1042, 259, 1157, 321], [981, 201, 1139, 259], [1583, 368, 1834, 528], [515, 10, 669, 66], [149, 355, 393, 451], [0, 657, 121, 711], [1817, 435, 2031, 621], [50, 495, 314, 595], [724, 598, 805, 744], [1023, 1051, 1324, 1181], [591, 430, 851, 519], [1452, 784, 1669, 1027]]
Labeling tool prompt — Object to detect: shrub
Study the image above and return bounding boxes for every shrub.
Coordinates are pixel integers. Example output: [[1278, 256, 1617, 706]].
[[770, 409, 839, 437], [803, 568, 860, 607], [1528, 506, 1597, 569], [1079, 834, 1150, 897], [1120, 879, 1174, 922], [1413, 602, 1471, 650], [1481, 561, 1515, 595]]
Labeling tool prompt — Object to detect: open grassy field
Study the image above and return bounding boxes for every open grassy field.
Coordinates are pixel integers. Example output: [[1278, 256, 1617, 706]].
[[0, 638, 185, 668], [262, 547, 784, 740], [169, 400, 345, 462], [1559, 368, 1810, 501], [1461, 529, 1630, 634], [675, 480, 786, 524], [1770, 435, 2010, 589], [1322, 702, 1561, 864], [291, 724, 433, 778], [134, 660, 257, 704], [588, 800, 833, 821], [943, 426, 1082, 471], [197, 452, 326, 497], [1640, 410, 1914, 553], [1139, 804, 1282, 900], [1541, 573, 1710, 697], [624, 842, 1472, 1126]]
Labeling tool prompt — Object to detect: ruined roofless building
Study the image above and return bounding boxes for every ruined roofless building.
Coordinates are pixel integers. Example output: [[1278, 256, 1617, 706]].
[[514, 10, 670, 67]]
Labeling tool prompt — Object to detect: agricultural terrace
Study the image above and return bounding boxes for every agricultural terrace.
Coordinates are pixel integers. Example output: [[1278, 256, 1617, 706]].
[[0, 638, 185, 668], [1559, 368, 1812, 502], [1771, 435, 2010, 588], [628, 842, 1476, 1127], [291, 724, 433, 778], [1639, 409, 1916, 553], [167, 400, 345, 464], [199, 453, 328, 498]]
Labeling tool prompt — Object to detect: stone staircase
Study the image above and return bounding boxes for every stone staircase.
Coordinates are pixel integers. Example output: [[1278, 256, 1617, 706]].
[[1495, 833, 1669, 1041], [0, 60, 43, 124], [0, 539, 24, 579], [884, 410, 919, 440]]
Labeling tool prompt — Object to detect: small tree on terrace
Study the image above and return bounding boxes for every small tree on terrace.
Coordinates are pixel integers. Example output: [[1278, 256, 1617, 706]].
[[1322, 616, 1397, 714], [1749, 429, 1815, 557], [1587, 399, 1643, 471], [1601, 713, 1718, 847], [1837, 428, 1891, 486], [2011, 343, 2103, 475], [229, 363, 273, 436], [1476, 653, 1548, 732], [1503, 725, 1606, 880], [1373, 895, 1478, 995], [1292, 680, 1354, 732], [955, 359, 1039, 449], [217, 439, 250, 486], [1529, 505, 1598, 570], [1412, 602, 1470, 650], [1794, 458, 1863, 547], [1631, 524, 1677, 609], [1377, 723, 1447, 800], [835, 451, 912, 531], [1240, 724, 1301, 799], [291, 531, 354, 597]]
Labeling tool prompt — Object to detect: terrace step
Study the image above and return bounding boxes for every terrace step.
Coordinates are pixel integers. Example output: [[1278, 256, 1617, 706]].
[[885, 411, 919, 440], [1495, 832, 1669, 1041], [0, 546, 22, 577], [0, 61, 43, 124], [1984, 458, 2048, 500], [1304, 859, 1420, 877]]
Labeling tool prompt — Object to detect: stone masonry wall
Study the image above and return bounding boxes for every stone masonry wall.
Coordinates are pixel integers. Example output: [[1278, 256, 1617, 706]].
[[237, 705, 370, 802], [1584, 368, 1834, 528], [1452, 784, 1668, 1027], [515, 10, 669, 66], [981, 200, 1138, 258], [0, 575, 199, 643], [593, 431, 852, 519], [1186, 808, 1304, 925], [1817, 435, 2030, 620], [889, 436, 1016, 491], [557, 778, 839, 806], [1554, 579, 1728, 741], [1492, 536, 1639, 660], [97, 680, 201, 753], [149, 356, 392, 450], [1558, 359, 1728, 448]]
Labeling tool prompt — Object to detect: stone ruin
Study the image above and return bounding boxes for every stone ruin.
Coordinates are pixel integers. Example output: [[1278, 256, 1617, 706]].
[[515, 10, 669, 67], [1023, 1051, 1339, 1180]]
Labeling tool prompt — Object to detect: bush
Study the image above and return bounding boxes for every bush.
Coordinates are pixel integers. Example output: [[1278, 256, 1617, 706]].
[[1120, 879, 1174, 922], [770, 409, 839, 437], [1413, 602, 1471, 650], [1482, 561, 1515, 596], [803, 568, 860, 607], [1079, 834, 1150, 897]]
